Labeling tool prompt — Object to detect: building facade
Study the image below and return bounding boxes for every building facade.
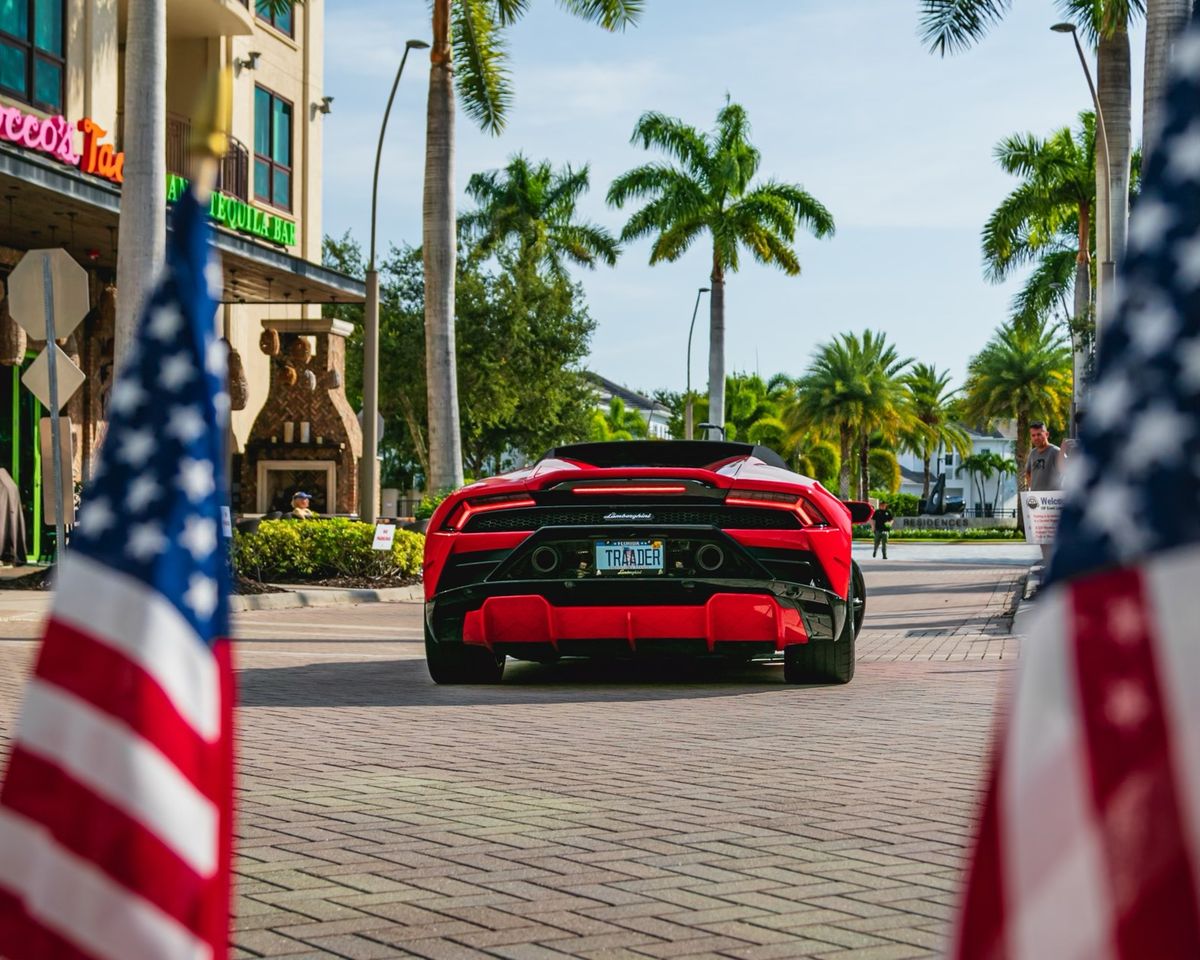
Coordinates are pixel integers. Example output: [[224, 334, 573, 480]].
[[897, 424, 1019, 519], [590, 374, 672, 439], [0, 0, 363, 558]]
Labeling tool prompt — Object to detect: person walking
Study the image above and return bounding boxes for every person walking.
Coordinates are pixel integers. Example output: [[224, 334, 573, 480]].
[[1023, 421, 1064, 565], [872, 500, 894, 559]]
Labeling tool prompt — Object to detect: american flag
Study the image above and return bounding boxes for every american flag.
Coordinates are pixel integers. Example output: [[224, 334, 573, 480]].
[[953, 25, 1200, 960], [0, 187, 234, 959]]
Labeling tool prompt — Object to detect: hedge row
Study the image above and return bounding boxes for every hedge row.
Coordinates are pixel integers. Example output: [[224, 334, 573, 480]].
[[853, 526, 1025, 541], [234, 518, 424, 581]]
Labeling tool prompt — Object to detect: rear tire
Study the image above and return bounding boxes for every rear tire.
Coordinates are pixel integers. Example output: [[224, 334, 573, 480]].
[[783, 570, 857, 685], [425, 626, 505, 684]]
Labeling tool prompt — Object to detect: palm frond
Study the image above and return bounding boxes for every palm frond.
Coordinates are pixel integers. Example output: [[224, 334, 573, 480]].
[[1011, 248, 1076, 328], [453, 0, 512, 134], [555, 0, 643, 31], [493, 0, 531, 26], [628, 112, 712, 180], [919, 0, 1012, 56]]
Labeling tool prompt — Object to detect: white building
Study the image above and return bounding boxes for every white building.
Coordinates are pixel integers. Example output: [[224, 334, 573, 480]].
[[897, 424, 1018, 519], [589, 374, 673, 439]]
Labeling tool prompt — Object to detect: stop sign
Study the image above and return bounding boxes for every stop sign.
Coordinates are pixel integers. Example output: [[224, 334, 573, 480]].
[[6, 248, 90, 341]]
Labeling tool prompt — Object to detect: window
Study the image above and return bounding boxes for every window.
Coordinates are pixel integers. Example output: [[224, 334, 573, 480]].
[[943, 453, 954, 466], [256, 0, 294, 37], [0, 0, 65, 112], [254, 85, 292, 211]]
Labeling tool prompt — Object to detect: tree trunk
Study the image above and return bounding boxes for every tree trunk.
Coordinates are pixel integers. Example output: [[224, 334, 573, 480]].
[[1015, 410, 1030, 534], [837, 423, 852, 499], [1144, 0, 1192, 163], [858, 433, 869, 500], [1097, 25, 1132, 269], [1071, 201, 1092, 431], [922, 452, 931, 501], [423, 0, 464, 492], [114, 0, 166, 370], [707, 252, 726, 438]]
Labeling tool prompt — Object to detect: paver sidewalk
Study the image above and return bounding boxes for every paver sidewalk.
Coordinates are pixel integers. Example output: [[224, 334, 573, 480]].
[[0, 553, 1028, 959]]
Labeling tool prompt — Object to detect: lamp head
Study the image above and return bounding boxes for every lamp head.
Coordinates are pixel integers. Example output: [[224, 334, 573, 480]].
[[699, 287, 710, 293], [407, 39, 431, 49], [1050, 22, 1076, 33]]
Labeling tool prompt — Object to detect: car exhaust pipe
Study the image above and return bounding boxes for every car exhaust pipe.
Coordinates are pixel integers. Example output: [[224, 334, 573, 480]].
[[695, 543, 725, 573], [531, 545, 560, 575]]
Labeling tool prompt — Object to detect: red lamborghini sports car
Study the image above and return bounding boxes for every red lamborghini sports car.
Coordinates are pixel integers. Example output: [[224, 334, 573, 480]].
[[422, 440, 870, 685]]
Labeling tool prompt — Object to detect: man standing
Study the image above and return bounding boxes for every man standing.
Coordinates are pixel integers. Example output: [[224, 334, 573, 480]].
[[872, 500, 894, 560], [1023, 421, 1064, 564]]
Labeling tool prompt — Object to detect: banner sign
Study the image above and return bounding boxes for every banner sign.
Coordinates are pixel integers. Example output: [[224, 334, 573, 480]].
[[0, 106, 124, 184], [1021, 491, 1064, 545], [167, 174, 296, 247]]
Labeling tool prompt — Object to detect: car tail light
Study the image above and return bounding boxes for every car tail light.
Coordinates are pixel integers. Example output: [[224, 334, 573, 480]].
[[443, 492, 536, 531], [725, 489, 827, 526], [571, 485, 690, 495]]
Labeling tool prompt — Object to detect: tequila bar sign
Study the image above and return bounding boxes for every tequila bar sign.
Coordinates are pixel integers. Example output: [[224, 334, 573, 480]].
[[0, 105, 124, 183], [167, 173, 296, 247]]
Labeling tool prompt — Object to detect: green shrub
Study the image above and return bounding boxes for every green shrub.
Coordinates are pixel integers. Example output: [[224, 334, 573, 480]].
[[869, 490, 920, 517], [415, 489, 454, 520], [852, 526, 1023, 541], [234, 519, 424, 581]]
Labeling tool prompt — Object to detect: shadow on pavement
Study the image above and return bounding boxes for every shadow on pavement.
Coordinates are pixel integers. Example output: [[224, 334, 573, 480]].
[[237, 655, 812, 708]]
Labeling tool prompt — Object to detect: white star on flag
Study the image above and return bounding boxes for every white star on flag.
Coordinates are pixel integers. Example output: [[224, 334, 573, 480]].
[[1107, 596, 1145, 646], [205, 338, 228, 377], [1179, 338, 1200, 390], [1089, 374, 1135, 431], [166, 406, 206, 444], [1128, 198, 1175, 250], [183, 574, 218, 619], [177, 458, 215, 503], [205, 256, 224, 302], [126, 521, 167, 562], [119, 429, 155, 468], [108, 379, 145, 416], [1130, 299, 1179, 355], [160, 353, 194, 392], [77, 498, 115, 536], [180, 516, 218, 561], [1121, 403, 1192, 472], [147, 305, 183, 341], [125, 475, 161, 513], [1168, 121, 1200, 182], [1175, 234, 1200, 288]]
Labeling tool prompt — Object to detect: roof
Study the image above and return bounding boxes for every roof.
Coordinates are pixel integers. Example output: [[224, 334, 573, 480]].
[[587, 373, 671, 415], [542, 440, 788, 470]]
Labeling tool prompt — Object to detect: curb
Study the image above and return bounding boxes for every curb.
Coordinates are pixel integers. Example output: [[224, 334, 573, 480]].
[[230, 583, 423, 612], [1010, 564, 1044, 637]]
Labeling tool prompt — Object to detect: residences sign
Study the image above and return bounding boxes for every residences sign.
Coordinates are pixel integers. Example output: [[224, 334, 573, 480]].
[[167, 174, 296, 248]]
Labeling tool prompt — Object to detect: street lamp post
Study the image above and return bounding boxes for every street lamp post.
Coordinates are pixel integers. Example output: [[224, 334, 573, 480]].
[[684, 286, 709, 440], [361, 38, 429, 523], [1051, 23, 1116, 355]]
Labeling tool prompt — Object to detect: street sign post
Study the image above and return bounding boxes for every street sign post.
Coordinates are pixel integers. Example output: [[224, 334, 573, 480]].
[[7, 250, 90, 562]]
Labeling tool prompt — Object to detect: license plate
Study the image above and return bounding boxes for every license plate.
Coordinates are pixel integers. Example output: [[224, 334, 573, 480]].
[[595, 539, 664, 572]]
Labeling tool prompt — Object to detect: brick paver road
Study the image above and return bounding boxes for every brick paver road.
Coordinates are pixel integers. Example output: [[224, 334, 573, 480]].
[[0, 546, 1032, 960]]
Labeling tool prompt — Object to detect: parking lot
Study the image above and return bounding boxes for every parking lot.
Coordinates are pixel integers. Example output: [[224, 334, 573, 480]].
[[0, 545, 1033, 959]]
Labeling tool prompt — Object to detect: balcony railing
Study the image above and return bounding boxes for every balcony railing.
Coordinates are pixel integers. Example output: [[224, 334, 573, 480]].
[[166, 115, 250, 201]]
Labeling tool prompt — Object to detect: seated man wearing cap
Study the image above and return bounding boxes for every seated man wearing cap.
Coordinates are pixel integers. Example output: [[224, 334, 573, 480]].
[[290, 491, 315, 520]]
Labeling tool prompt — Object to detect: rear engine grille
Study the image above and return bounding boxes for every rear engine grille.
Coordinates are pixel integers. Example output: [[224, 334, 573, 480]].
[[436, 549, 511, 591], [463, 505, 800, 532], [746, 547, 831, 590]]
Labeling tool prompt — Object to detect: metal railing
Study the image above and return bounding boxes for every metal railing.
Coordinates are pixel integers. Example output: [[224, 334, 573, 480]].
[[166, 115, 250, 201]]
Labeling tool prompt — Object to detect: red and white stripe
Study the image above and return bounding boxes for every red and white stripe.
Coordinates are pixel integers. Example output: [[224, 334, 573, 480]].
[[954, 548, 1200, 959], [0, 553, 234, 960]]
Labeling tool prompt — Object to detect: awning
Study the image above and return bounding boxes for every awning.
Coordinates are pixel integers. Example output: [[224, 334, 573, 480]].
[[0, 143, 364, 305]]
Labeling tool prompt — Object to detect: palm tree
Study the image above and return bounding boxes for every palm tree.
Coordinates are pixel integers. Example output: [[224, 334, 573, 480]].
[[423, 0, 643, 493], [900, 363, 971, 501], [589, 397, 648, 442], [961, 317, 1073, 477], [960, 451, 1000, 514], [607, 100, 834, 436], [1143, 0, 1192, 161], [984, 114, 1096, 413], [921, 1, 1143, 302], [462, 155, 619, 277], [850, 332, 912, 500]]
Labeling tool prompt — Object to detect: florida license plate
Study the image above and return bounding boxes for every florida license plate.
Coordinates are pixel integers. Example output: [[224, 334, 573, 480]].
[[595, 539, 664, 572]]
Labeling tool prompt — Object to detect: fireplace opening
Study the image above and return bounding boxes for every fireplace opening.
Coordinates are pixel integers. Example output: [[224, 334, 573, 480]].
[[257, 460, 337, 515]]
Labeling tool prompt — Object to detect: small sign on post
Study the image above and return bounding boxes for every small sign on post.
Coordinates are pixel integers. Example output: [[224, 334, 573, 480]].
[[39, 417, 74, 527], [372, 522, 397, 551], [7, 249, 90, 560]]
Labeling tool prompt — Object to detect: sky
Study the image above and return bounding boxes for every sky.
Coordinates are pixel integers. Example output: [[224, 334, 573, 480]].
[[322, 0, 1146, 399]]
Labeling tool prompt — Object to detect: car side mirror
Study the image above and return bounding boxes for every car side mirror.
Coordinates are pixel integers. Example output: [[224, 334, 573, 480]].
[[845, 500, 874, 525]]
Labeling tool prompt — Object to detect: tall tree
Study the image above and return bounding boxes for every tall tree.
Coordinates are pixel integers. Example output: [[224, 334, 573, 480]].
[[589, 396, 650, 442], [1144, 0, 1192, 161], [920, 0, 1144, 332], [114, 0, 166, 368], [462, 155, 619, 277], [848, 332, 912, 500], [608, 100, 834, 436], [422, 0, 642, 493], [900, 363, 971, 500], [961, 317, 1073, 476], [984, 114, 1097, 412]]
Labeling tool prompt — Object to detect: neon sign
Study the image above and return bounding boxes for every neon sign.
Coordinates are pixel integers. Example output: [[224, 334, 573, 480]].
[[0, 105, 124, 184], [167, 173, 296, 248]]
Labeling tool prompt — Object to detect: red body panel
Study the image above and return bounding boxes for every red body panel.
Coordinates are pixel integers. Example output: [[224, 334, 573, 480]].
[[461, 593, 808, 651]]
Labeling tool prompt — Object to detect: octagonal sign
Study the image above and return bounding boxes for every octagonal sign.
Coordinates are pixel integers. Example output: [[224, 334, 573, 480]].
[[6, 249, 90, 341]]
